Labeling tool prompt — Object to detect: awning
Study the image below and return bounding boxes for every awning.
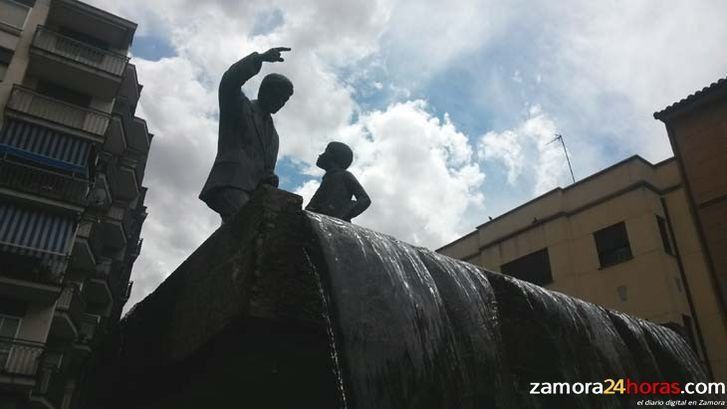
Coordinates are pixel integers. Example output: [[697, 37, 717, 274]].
[[0, 202, 76, 274], [0, 120, 90, 175]]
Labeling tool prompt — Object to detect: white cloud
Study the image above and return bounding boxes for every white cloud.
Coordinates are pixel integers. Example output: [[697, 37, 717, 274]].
[[478, 105, 566, 195], [540, 1, 727, 162], [297, 100, 485, 247], [79, 0, 727, 310], [478, 130, 523, 185]]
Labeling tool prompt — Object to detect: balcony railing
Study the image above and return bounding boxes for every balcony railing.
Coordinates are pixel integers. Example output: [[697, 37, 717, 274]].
[[57, 283, 85, 325], [76, 219, 94, 239], [56, 284, 73, 310], [0, 245, 67, 282], [105, 162, 139, 202], [107, 205, 126, 223], [31, 351, 65, 407], [78, 314, 100, 344], [96, 258, 112, 277], [6, 85, 111, 138], [0, 337, 44, 376], [33, 26, 129, 77], [0, 157, 90, 205]]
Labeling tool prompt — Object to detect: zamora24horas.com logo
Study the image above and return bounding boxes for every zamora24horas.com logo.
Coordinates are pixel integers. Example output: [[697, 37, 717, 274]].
[[529, 378, 726, 396]]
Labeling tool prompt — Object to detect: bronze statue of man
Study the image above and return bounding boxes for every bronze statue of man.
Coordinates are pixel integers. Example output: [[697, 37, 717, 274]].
[[199, 47, 293, 223]]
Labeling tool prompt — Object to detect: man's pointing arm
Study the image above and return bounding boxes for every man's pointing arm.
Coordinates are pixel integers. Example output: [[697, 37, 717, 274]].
[[219, 47, 291, 102]]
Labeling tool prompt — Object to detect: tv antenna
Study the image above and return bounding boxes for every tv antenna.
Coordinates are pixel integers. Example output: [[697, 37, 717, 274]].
[[547, 133, 576, 184]]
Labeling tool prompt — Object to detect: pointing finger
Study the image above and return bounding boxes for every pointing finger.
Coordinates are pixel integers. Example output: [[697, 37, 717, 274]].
[[275, 47, 292, 52]]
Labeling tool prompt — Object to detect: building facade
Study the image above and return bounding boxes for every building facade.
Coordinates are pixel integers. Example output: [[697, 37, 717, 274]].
[[439, 81, 727, 382], [654, 77, 727, 347], [0, 0, 150, 407]]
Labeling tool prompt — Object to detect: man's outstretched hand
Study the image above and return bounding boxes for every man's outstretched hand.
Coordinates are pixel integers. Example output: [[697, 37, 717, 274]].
[[260, 47, 291, 63]]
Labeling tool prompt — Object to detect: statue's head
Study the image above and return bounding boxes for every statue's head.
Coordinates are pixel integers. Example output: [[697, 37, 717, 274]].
[[316, 141, 353, 171], [258, 73, 293, 114]]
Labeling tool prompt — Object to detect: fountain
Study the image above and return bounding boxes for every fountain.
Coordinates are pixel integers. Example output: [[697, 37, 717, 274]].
[[82, 187, 712, 408]]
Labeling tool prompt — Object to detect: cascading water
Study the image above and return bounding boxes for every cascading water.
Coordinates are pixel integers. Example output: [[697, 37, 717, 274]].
[[305, 212, 711, 409]]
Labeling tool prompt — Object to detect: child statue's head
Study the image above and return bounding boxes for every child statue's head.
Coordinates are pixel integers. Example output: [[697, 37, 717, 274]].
[[316, 141, 353, 171]]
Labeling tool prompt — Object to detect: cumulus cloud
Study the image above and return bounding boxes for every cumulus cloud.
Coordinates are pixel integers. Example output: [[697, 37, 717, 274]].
[[297, 101, 485, 247], [479, 106, 567, 195]]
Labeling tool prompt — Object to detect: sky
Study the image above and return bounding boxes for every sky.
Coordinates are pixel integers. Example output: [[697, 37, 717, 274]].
[[84, 0, 727, 310]]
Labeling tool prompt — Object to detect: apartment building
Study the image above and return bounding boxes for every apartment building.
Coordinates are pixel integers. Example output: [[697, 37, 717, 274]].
[[438, 80, 727, 382], [0, 0, 151, 407]]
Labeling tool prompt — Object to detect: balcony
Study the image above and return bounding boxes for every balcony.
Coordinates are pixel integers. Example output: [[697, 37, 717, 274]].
[[122, 209, 139, 242], [29, 26, 129, 99], [0, 337, 44, 379], [134, 160, 147, 187], [87, 173, 111, 210], [103, 114, 126, 155], [118, 63, 141, 106], [106, 160, 138, 202], [47, 0, 137, 51], [5, 85, 110, 143], [74, 313, 100, 354], [107, 262, 127, 302], [51, 284, 85, 340], [99, 205, 127, 251], [0, 203, 76, 301], [0, 249, 64, 303], [86, 259, 112, 310], [127, 117, 150, 154], [28, 351, 65, 409], [70, 219, 96, 272], [0, 157, 90, 208], [114, 98, 150, 155]]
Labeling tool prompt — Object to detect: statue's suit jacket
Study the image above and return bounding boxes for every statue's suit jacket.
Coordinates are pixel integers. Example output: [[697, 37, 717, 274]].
[[199, 52, 279, 203]]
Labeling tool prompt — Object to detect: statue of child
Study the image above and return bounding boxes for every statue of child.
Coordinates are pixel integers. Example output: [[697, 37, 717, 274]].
[[305, 142, 371, 222]]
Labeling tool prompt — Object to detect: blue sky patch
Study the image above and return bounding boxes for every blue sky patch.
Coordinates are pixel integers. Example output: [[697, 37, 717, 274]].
[[278, 156, 315, 192], [132, 35, 177, 61]]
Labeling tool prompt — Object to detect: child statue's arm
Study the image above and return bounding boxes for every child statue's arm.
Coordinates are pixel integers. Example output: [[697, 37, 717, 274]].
[[343, 173, 371, 221]]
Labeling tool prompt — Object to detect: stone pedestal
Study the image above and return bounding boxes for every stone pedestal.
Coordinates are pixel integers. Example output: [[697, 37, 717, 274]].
[[86, 187, 340, 408]]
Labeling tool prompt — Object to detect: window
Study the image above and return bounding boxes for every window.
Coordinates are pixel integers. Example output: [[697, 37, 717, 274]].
[[500, 248, 553, 286], [656, 216, 674, 255], [0, 314, 21, 369], [0, 0, 30, 30], [593, 222, 633, 268]]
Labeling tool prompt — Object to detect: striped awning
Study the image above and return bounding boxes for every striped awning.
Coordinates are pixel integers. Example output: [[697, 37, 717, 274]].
[[0, 202, 76, 274], [0, 120, 90, 174]]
